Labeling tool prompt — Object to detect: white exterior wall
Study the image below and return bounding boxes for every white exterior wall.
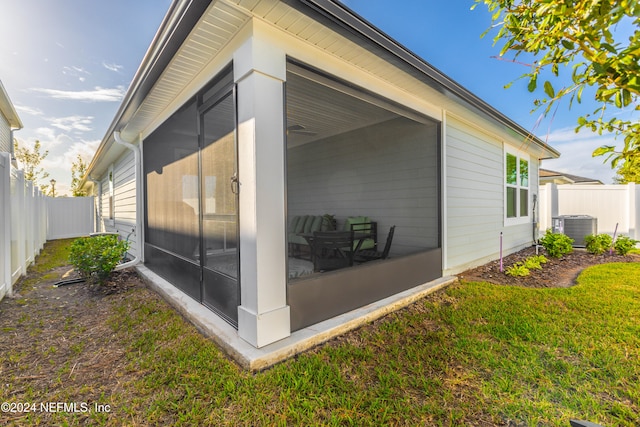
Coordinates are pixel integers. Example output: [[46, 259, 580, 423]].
[[0, 114, 10, 153], [96, 149, 139, 259], [96, 175, 113, 232], [444, 115, 540, 275]]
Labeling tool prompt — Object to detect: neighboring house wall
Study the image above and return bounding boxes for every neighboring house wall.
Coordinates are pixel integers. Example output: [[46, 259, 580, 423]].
[[0, 114, 10, 153], [96, 150, 139, 259], [444, 115, 539, 275]]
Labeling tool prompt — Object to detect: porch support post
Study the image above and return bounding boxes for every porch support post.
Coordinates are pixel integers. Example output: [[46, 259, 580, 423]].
[[234, 32, 290, 347]]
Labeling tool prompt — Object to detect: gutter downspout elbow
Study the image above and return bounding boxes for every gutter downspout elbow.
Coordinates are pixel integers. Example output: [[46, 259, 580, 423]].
[[113, 131, 142, 271]]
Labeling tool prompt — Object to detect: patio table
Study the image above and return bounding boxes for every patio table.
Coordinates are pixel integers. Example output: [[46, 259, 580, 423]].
[[298, 230, 373, 258]]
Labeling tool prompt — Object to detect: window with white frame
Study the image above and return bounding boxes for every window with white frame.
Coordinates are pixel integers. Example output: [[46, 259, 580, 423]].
[[505, 149, 529, 221]]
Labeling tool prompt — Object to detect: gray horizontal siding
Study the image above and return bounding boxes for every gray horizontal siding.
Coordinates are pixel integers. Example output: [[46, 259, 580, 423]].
[[0, 115, 10, 153], [446, 118, 504, 271], [98, 150, 138, 258], [445, 117, 539, 273]]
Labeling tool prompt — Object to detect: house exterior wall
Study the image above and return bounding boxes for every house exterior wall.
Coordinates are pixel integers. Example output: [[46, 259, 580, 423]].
[[99, 174, 109, 232], [0, 113, 10, 153], [96, 149, 139, 259], [84, 3, 556, 353], [444, 115, 540, 275]]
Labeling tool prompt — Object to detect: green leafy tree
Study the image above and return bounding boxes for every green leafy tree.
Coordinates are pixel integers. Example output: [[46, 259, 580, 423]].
[[70, 154, 89, 197], [474, 0, 640, 169], [13, 139, 50, 194], [613, 156, 640, 183]]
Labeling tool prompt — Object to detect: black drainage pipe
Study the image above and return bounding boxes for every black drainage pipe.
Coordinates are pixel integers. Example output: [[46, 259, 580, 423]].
[[53, 278, 86, 287]]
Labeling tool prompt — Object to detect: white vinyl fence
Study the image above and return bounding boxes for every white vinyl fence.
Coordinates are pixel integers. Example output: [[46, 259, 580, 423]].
[[1, 152, 95, 301], [539, 183, 640, 240], [47, 196, 94, 240], [0, 152, 47, 300]]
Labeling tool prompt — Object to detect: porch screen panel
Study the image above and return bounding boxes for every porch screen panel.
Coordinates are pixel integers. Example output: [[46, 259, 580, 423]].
[[201, 93, 237, 261], [144, 99, 199, 262], [200, 92, 239, 323]]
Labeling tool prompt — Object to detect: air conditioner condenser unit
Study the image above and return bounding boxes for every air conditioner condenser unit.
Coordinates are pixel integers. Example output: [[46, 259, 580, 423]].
[[551, 215, 597, 247]]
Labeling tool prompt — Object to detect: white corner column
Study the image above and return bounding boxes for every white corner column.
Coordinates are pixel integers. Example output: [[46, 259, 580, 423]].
[[234, 32, 290, 348]]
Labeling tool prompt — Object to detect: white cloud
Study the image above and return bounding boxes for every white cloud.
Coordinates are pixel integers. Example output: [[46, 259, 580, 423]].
[[62, 66, 91, 83], [29, 86, 126, 102], [63, 65, 90, 75], [15, 105, 44, 116], [102, 61, 123, 73], [31, 128, 73, 149], [49, 115, 94, 133], [62, 140, 100, 165]]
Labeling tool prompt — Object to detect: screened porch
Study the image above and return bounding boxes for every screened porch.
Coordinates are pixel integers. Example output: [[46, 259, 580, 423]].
[[284, 61, 443, 330]]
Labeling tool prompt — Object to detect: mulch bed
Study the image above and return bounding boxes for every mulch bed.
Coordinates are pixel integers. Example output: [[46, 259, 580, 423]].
[[0, 267, 149, 425], [458, 245, 639, 288]]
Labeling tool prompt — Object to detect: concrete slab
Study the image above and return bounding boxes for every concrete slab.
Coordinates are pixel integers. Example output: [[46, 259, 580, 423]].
[[136, 264, 457, 371]]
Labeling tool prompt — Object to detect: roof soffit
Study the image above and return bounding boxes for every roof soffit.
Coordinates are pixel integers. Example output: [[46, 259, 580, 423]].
[[0, 81, 23, 129]]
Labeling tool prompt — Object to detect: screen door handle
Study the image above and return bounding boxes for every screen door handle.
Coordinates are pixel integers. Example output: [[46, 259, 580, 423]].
[[230, 173, 239, 194]]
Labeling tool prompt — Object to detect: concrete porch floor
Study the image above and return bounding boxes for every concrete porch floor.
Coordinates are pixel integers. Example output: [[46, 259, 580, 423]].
[[136, 265, 457, 371]]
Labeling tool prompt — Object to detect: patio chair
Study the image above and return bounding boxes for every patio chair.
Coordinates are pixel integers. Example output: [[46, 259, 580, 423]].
[[311, 231, 354, 272], [354, 225, 395, 263], [345, 218, 377, 251]]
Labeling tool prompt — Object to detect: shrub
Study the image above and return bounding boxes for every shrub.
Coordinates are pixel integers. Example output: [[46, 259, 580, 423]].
[[69, 234, 129, 284], [505, 262, 530, 277], [584, 233, 613, 255], [614, 235, 639, 256], [539, 230, 574, 258]]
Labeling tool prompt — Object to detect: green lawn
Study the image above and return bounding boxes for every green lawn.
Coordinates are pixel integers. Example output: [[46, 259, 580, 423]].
[[4, 240, 640, 426]]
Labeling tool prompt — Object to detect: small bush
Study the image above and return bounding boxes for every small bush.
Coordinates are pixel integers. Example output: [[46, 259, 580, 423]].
[[585, 234, 613, 255], [505, 263, 530, 277], [539, 230, 574, 258], [614, 235, 639, 256], [523, 254, 547, 270], [69, 234, 129, 284]]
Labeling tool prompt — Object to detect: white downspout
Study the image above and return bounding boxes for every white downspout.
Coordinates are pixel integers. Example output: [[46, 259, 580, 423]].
[[113, 131, 142, 271]]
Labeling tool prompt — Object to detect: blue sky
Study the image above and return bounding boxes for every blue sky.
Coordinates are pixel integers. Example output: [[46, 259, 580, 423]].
[[0, 0, 170, 195], [0, 0, 628, 195]]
